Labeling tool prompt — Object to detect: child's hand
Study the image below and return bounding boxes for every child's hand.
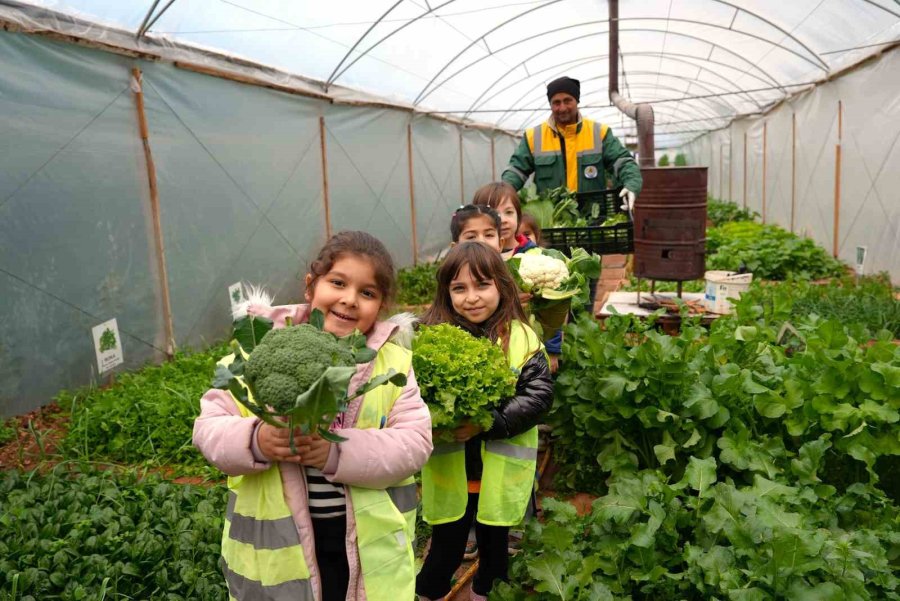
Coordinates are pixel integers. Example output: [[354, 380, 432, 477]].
[[453, 421, 483, 442], [549, 354, 560, 373], [297, 435, 333, 470], [518, 291, 532, 309], [257, 423, 306, 463]]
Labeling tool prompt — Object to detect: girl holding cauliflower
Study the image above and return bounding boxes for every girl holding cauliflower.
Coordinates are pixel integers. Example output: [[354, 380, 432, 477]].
[[416, 242, 554, 601], [193, 231, 432, 601], [472, 182, 564, 362]]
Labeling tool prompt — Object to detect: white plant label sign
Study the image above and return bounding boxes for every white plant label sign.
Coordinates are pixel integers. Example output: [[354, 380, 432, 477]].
[[92, 318, 123, 374], [228, 282, 245, 313], [855, 246, 867, 276]]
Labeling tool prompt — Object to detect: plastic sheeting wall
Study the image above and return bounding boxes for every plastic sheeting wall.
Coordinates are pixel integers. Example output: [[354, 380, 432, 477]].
[[677, 48, 900, 282], [0, 30, 517, 416]]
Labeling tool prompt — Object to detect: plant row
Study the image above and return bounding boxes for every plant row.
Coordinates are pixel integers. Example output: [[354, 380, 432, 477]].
[[499, 295, 899, 599], [54, 344, 229, 475], [0, 464, 228, 600]]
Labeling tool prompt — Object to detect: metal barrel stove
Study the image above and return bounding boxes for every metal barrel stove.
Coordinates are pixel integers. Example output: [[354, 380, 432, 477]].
[[633, 166, 708, 283]]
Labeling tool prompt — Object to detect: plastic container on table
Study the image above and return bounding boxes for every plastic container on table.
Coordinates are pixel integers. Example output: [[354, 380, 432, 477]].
[[703, 270, 753, 314]]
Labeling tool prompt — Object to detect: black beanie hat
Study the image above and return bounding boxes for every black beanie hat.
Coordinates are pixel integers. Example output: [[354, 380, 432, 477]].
[[546, 76, 580, 102]]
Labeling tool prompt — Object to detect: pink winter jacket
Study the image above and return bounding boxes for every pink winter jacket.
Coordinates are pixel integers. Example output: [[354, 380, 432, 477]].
[[192, 303, 432, 601]]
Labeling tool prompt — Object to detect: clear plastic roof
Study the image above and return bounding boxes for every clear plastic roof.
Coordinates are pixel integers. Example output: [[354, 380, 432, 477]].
[[10, 0, 900, 147]]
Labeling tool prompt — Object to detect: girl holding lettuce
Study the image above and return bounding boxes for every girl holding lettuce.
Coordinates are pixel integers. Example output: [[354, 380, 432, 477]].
[[416, 242, 554, 601]]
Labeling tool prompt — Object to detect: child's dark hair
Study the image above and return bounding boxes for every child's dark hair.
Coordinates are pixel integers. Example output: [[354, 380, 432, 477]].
[[519, 212, 542, 246], [307, 230, 395, 303], [450, 204, 501, 242], [472, 181, 521, 224], [421, 242, 528, 352]]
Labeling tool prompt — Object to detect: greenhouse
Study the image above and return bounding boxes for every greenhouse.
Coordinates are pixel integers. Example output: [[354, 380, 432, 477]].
[[1, 1, 898, 600]]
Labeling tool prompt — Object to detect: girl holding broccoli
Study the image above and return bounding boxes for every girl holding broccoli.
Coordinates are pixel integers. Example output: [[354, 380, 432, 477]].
[[416, 242, 554, 601], [193, 230, 432, 601]]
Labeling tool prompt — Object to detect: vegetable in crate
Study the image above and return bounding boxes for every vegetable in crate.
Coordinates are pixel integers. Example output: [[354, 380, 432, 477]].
[[411, 323, 517, 438], [519, 185, 585, 228], [212, 308, 406, 451], [507, 247, 601, 339]]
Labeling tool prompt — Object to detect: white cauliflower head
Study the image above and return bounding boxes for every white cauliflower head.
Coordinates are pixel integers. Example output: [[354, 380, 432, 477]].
[[518, 253, 569, 291]]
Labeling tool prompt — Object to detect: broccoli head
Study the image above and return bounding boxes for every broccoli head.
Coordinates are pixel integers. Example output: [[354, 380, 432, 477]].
[[243, 324, 356, 414]]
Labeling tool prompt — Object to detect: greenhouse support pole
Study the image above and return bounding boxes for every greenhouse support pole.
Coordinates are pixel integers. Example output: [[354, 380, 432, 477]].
[[131, 67, 175, 358], [791, 113, 797, 233], [407, 123, 418, 265], [728, 128, 733, 203], [762, 122, 768, 223], [833, 100, 842, 257], [459, 129, 465, 204], [491, 136, 496, 180], [719, 144, 724, 200], [319, 116, 332, 238], [743, 132, 748, 209]]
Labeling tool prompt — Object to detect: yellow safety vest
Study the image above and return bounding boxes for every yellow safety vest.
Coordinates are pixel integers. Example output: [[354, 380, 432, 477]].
[[525, 118, 609, 193], [220, 342, 417, 601], [420, 321, 543, 527]]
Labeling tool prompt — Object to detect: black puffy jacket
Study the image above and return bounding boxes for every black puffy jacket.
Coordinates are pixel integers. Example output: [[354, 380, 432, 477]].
[[465, 350, 554, 480]]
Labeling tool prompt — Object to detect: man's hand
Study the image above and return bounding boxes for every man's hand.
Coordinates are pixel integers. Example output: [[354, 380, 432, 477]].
[[619, 187, 636, 212], [453, 421, 484, 442]]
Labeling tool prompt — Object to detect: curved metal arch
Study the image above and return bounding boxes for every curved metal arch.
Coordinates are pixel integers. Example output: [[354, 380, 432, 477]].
[[325, 0, 457, 90], [325, 0, 405, 89], [595, 105, 732, 134], [417, 22, 787, 108], [465, 50, 765, 118], [508, 83, 735, 131], [412, 0, 565, 105], [626, 17, 827, 72], [858, 0, 900, 19], [581, 71, 746, 113], [709, 1, 828, 70]]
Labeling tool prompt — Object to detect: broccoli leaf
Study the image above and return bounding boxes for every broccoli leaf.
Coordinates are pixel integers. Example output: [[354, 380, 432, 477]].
[[309, 308, 325, 331], [233, 314, 273, 352], [212, 364, 235, 388]]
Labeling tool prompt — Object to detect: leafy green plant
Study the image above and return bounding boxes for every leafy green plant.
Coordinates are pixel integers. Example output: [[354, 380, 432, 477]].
[[492, 471, 899, 600], [411, 324, 517, 435], [736, 275, 900, 339], [0, 417, 16, 446], [674, 153, 688, 166], [706, 221, 846, 280], [59, 343, 230, 472], [707, 198, 759, 226], [520, 186, 585, 229], [0, 464, 228, 600], [657, 154, 670, 167], [551, 308, 900, 496], [620, 275, 706, 293], [397, 261, 440, 306], [98, 328, 117, 352]]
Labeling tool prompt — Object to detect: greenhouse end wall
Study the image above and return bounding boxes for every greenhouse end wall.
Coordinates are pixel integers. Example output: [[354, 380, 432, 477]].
[[0, 30, 519, 417], [676, 48, 900, 283]]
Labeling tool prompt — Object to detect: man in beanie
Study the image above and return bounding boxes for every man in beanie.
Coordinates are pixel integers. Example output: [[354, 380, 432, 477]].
[[502, 75, 641, 211]]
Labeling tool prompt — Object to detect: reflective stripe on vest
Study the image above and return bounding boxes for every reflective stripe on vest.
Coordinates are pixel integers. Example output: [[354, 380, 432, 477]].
[[220, 341, 416, 601], [421, 321, 543, 527]]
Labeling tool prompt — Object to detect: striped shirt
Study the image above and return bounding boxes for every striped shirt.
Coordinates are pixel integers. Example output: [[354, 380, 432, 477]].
[[306, 467, 346, 519]]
